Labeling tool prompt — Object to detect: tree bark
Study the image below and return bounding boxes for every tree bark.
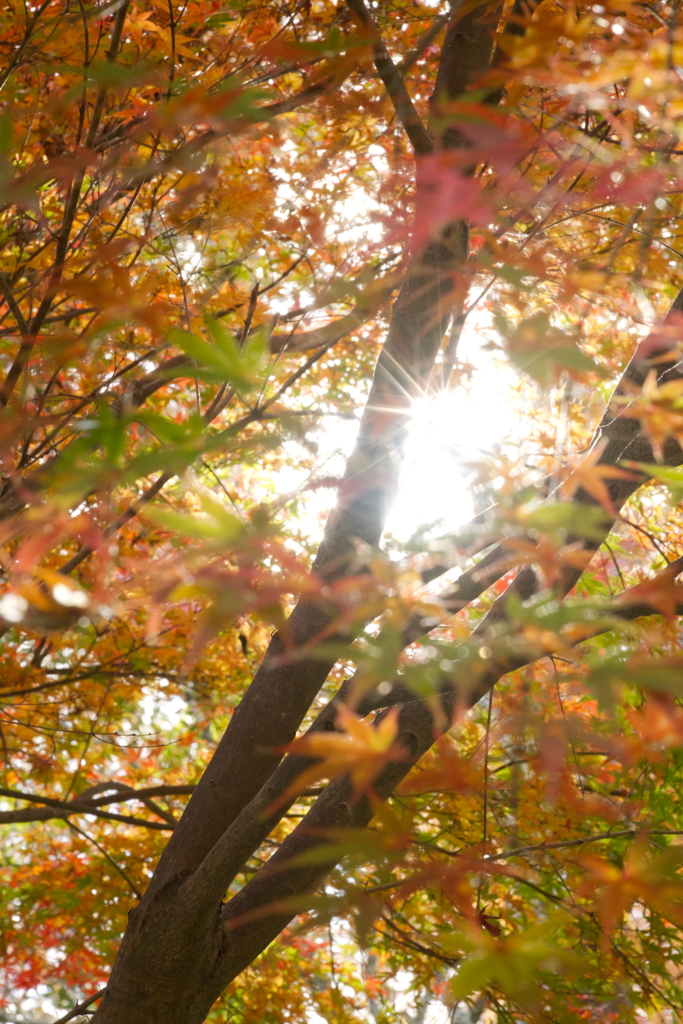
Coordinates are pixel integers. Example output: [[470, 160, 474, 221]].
[[92, 14, 683, 1022], [100, 565, 683, 1024], [92, 9, 503, 1022], [140, 4, 499, 902], [205, 566, 683, 1012], [144, 293, 683, 1023]]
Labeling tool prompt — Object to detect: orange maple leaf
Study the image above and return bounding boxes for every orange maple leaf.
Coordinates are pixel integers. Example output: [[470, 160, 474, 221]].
[[580, 838, 683, 947], [616, 372, 683, 458], [560, 445, 637, 514], [626, 694, 683, 748], [618, 573, 683, 619], [398, 735, 482, 796], [271, 705, 407, 811], [501, 535, 592, 588]]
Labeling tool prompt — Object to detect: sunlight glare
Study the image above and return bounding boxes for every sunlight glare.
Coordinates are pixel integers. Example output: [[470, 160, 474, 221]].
[[275, 320, 519, 552], [385, 327, 518, 540]]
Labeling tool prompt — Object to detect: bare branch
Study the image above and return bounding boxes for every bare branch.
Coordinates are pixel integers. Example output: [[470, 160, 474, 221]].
[[345, 0, 434, 156], [53, 990, 106, 1024], [0, 784, 191, 830], [484, 827, 683, 863]]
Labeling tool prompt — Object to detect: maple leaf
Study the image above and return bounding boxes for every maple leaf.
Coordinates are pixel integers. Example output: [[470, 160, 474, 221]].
[[442, 912, 587, 1010], [626, 694, 683, 749], [580, 839, 683, 947], [270, 705, 407, 811], [619, 573, 683, 618], [499, 534, 593, 590], [559, 444, 637, 514], [5, 0, 683, 1013], [397, 858, 479, 917], [496, 311, 606, 387], [616, 372, 683, 458], [398, 735, 482, 796], [409, 153, 494, 253], [0, 567, 92, 634]]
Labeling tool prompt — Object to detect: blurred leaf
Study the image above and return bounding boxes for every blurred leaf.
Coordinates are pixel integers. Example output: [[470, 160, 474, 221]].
[[496, 312, 607, 387], [168, 321, 266, 392], [445, 913, 585, 1008], [270, 705, 406, 813], [518, 501, 612, 542], [628, 462, 683, 504]]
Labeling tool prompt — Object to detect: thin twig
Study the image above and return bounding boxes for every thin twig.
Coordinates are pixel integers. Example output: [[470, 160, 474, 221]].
[[477, 686, 494, 914], [59, 469, 174, 574], [603, 540, 627, 591], [58, 340, 340, 574], [619, 513, 672, 564], [550, 655, 584, 796], [239, 282, 259, 344], [65, 819, 143, 899], [0, 785, 175, 830], [166, 0, 176, 98], [52, 988, 106, 1024], [0, 0, 132, 407], [483, 827, 683, 863], [0, 274, 29, 334]]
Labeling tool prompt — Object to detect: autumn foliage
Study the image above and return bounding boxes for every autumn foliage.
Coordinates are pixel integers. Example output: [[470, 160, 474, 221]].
[[3, 0, 683, 1021]]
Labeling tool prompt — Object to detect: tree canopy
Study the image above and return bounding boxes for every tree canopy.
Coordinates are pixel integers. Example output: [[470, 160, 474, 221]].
[[2, 0, 683, 1022]]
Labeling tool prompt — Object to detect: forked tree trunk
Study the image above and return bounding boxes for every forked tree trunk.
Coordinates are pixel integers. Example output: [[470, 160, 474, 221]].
[[91, 10, 502, 1023], [90, 7, 683, 1019]]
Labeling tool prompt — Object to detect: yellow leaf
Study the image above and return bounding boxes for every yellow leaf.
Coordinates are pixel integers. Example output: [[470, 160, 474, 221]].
[[268, 706, 406, 812]]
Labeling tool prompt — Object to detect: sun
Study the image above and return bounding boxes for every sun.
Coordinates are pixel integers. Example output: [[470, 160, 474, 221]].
[[386, 325, 519, 541]]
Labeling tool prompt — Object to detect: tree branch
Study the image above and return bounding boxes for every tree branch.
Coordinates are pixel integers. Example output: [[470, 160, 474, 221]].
[[58, 469, 175, 575], [484, 827, 683, 863], [53, 989, 105, 1024], [180, 673, 419, 899], [269, 305, 376, 354], [396, 11, 455, 77], [52, 338, 344, 578], [345, 0, 434, 156], [0, 0, 131, 408], [0, 274, 29, 335], [175, 558, 683, 922], [459, 294, 683, 635], [0, 786, 178, 830], [395, 285, 683, 633], [202, 565, 683, 1003], [141, 4, 501, 904]]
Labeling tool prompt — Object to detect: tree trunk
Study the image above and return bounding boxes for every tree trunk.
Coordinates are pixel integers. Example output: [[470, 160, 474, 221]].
[[91, 9, 503, 1022]]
